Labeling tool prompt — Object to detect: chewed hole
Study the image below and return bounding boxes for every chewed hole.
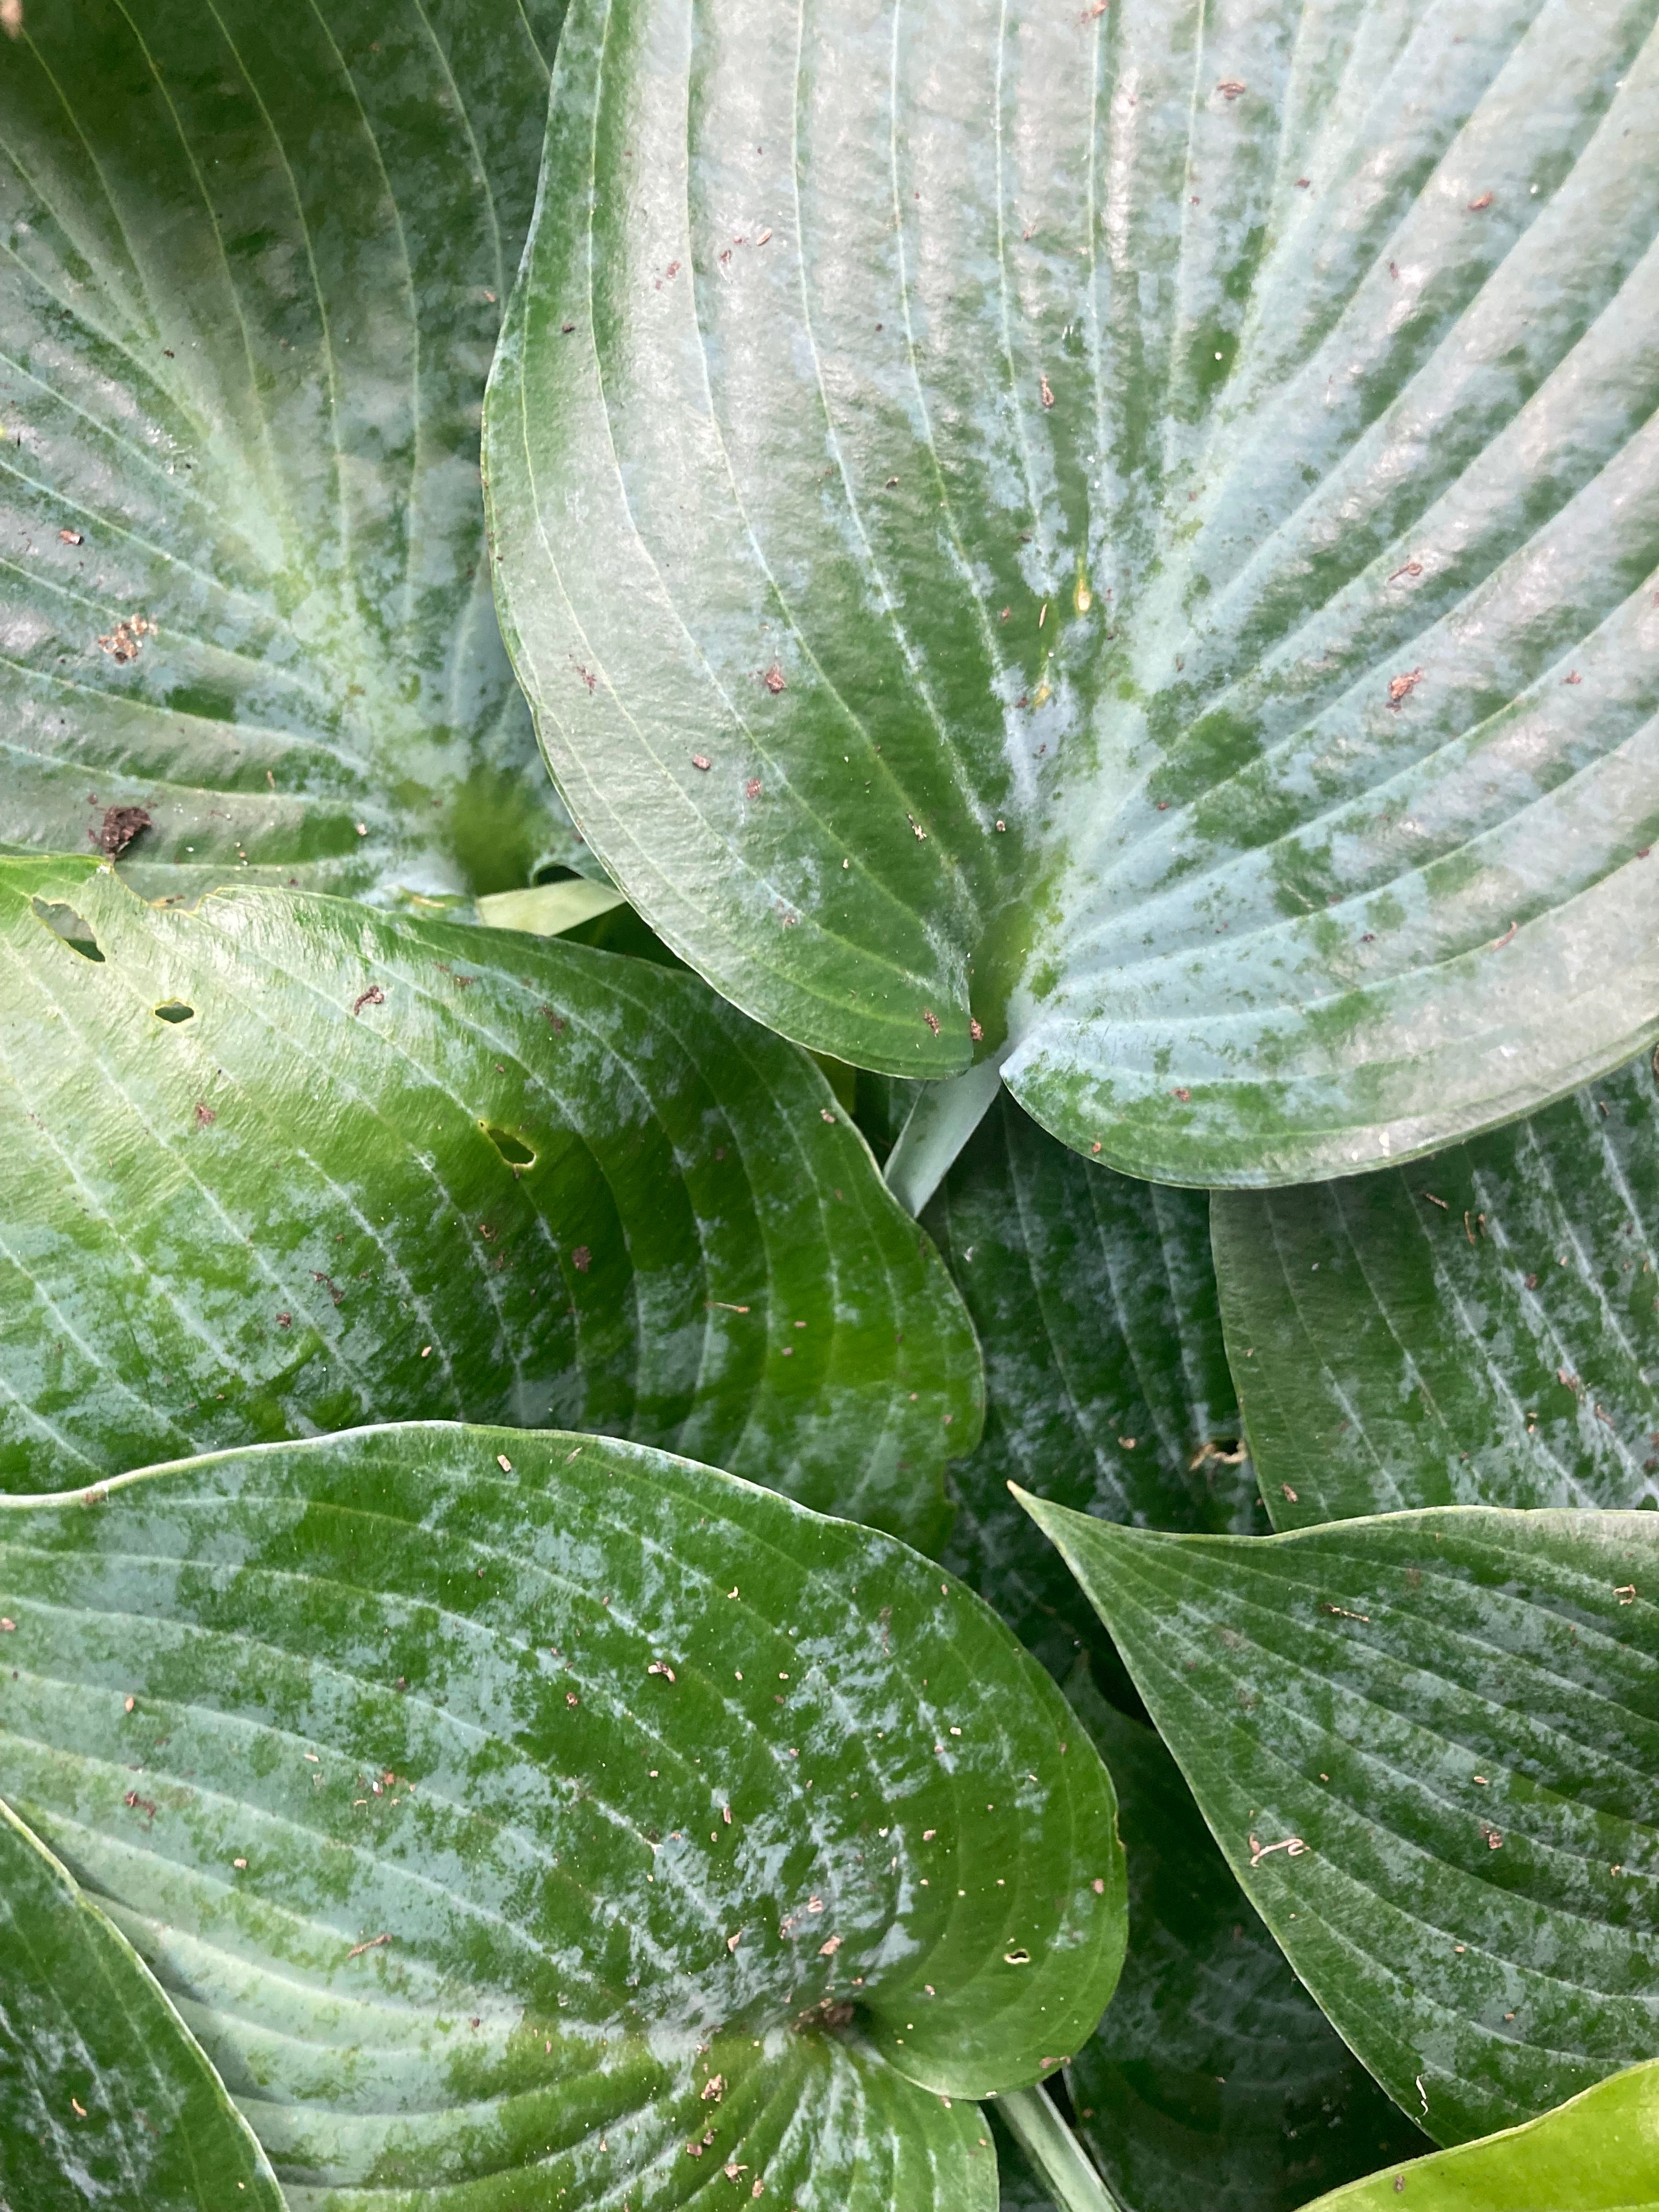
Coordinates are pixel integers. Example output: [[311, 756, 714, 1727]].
[[482, 1122, 535, 1168], [31, 898, 105, 962], [154, 1001, 195, 1024]]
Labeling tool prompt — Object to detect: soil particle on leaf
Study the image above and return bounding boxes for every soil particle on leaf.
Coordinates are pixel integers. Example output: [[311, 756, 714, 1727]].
[[96, 803, 152, 857], [1386, 667, 1425, 708], [762, 663, 786, 694]]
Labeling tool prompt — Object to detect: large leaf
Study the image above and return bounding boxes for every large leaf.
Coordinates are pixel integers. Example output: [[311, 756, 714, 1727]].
[[926, 1092, 1258, 1679], [484, 0, 1659, 1182], [0, 1795, 281, 2210], [0, 1423, 1127, 2209], [0, 0, 584, 900], [0, 857, 980, 1546], [1062, 1660, 1426, 2212], [1301, 2061, 1659, 2212], [1023, 1497, 1659, 2147], [1214, 1043, 1659, 1528]]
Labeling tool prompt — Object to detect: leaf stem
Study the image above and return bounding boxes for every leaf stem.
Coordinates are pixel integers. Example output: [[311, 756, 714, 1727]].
[[995, 2086, 1124, 2212], [883, 1055, 1005, 1216]]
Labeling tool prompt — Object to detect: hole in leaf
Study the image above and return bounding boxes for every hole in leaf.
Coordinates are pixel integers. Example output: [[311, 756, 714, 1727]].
[[482, 1122, 535, 1168], [30, 898, 105, 961], [154, 1001, 195, 1024]]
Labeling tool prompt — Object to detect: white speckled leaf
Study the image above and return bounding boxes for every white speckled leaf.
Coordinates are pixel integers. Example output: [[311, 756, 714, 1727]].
[[0, 1796, 282, 2211], [1023, 1496, 1659, 2148], [0, 0, 585, 900], [1214, 1042, 1659, 1528], [0, 1424, 1127, 2209], [486, 0, 1659, 1182], [0, 857, 980, 1548]]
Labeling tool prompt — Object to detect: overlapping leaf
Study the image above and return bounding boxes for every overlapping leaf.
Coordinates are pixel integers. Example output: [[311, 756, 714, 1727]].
[[1024, 1498, 1659, 2147], [1303, 2061, 1659, 2212], [486, 0, 1659, 1181], [1215, 1043, 1659, 1527], [0, 859, 980, 1544], [0, 1796, 281, 2211], [1062, 1661, 1426, 2212], [0, 1423, 1127, 2209], [0, 0, 584, 899], [924, 1093, 1258, 1678]]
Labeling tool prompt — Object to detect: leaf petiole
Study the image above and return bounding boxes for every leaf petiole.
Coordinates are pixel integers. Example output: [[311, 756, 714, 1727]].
[[995, 2085, 1124, 2212]]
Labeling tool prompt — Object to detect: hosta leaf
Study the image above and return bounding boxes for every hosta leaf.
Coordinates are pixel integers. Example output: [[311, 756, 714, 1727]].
[[1062, 1658, 1426, 2212], [925, 1092, 1257, 1679], [0, 0, 583, 900], [0, 1423, 1127, 2209], [1301, 2061, 1659, 2212], [1214, 1044, 1659, 1528], [484, 0, 1659, 1181], [1022, 1498, 1659, 2147], [0, 857, 979, 1546], [0, 1795, 281, 2211]]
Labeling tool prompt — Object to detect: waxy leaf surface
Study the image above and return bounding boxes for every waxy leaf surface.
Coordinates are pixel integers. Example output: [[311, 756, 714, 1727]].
[[486, 0, 1659, 1181], [1063, 1660, 1425, 2212], [0, 1424, 1127, 2210], [927, 1094, 1257, 1679], [0, 1796, 281, 2211], [1023, 1498, 1659, 2147], [1302, 2061, 1659, 2212], [1214, 1044, 1659, 1528], [0, 0, 582, 899], [0, 859, 980, 1547]]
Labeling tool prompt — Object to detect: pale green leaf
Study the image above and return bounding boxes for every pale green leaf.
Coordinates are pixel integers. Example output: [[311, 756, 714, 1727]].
[[1214, 1044, 1659, 1527], [485, 0, 1659, 1181], [1021, 1496, 1659, 2147], [0, 1796, 282, 2211], [0, 1423, 1127, 2209], [0, 857, 980, 1547], [1301, 2061, 1659, 2212], [0, 0, 585, 900]]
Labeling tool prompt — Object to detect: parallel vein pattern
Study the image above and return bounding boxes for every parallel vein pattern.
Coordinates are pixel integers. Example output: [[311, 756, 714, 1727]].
[[0, 0, 583, 899], [924, 1092, 1258, 1679], [0, 1797, 283, 2211], [0, 859, 980, 1545], [0, 1425, 1126, 2209], [487, 0, 1659, 1181], [1028, 1498, 1659, 2147], [1215, 1041, 1659, 1527]]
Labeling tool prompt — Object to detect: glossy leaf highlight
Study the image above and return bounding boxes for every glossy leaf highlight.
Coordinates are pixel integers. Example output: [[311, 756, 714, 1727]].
[[1215, 1044, 1659, 1527], [487, 0, 1659, 1181], [0, 1423, 1127, 2209], [0, 1796, 282, 2211], [0, 0, 583, 899], [1023, 1497, 1659, 2147], [0, 859, 979, 1546]]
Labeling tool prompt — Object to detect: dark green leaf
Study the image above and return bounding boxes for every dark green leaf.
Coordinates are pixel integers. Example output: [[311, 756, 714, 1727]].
[[0, 0, 583, 900], [485, 0, 1659, 1180], [928, 1094, 1257, 1679], [1062, 1658, 1427, 2212], [0, 1796, 281, 2211], [1300, 2062, 1659, 2212], [1022, 1497, 1659, 2146], [1214, 1045, 1659, 1528], [988, 2109, 1060, 2212], [0, 857, 980, 1547], [0, 1423, 1127, 2208]]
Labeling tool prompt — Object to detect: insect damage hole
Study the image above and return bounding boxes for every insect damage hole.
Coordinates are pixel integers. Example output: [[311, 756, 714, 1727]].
[[153, 1000, 195, 1024], [481, 1122, 535, 1169], [30, 898, 105, 962]]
